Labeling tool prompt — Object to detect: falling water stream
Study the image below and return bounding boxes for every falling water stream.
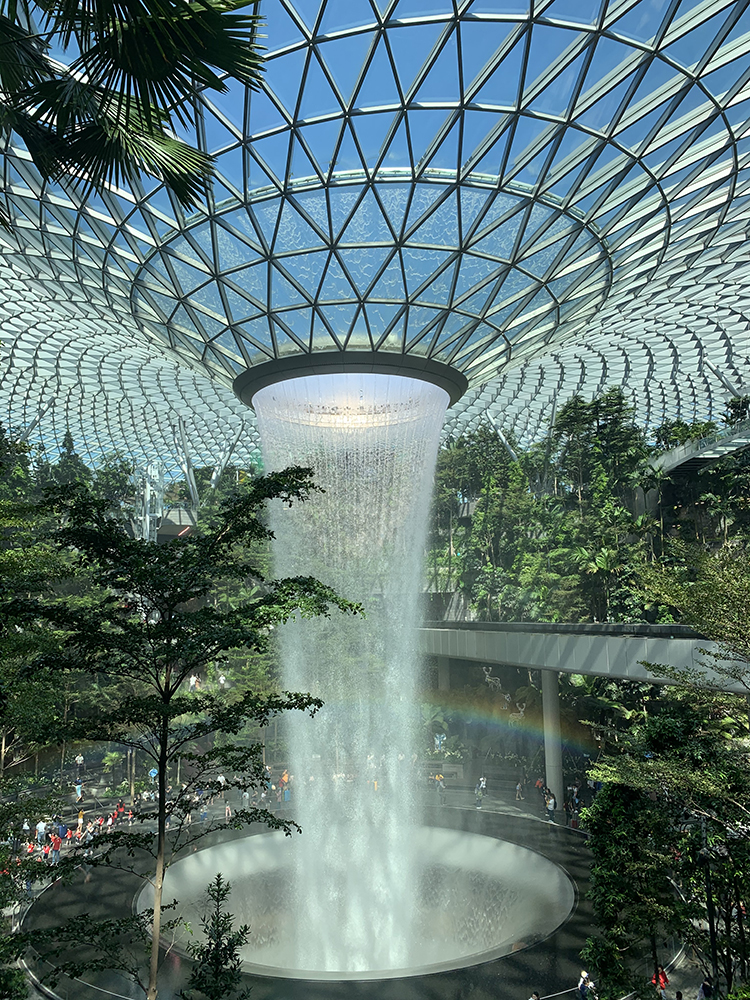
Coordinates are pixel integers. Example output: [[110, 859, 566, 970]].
[[146, 371, 578, 980], [253, 372, 448, 974]]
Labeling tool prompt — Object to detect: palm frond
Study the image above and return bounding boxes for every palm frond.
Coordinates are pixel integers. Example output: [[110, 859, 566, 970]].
[[0, 12, 51, 93]]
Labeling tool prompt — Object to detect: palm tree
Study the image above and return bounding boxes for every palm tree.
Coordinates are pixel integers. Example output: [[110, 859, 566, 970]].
[[0, 0, 263, 218]]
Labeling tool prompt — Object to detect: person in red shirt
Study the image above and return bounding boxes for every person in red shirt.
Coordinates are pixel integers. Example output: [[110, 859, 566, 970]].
[[50, 833, 62, 864], [652, 965, 669, 1000]]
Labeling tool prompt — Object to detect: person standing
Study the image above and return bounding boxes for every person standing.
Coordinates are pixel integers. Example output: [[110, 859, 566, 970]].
[[516, 780, 525, 801], [578, 971, 595, 1000], [50, 832, 62, 865], [546, 791, 557, 823], [75, 752, 84, 778], [474, 779, 484, 809], [36, 819, 46, 847], [652, 965, 669, 1000], [697, 977, 713, 1000]]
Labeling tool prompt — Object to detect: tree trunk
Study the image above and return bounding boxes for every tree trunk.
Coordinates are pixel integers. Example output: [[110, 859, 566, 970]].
[[735, 881, 747, 981], [129, 749, 135, 809], [147, 727, 169, 1000], [1, 730, 6, 779]]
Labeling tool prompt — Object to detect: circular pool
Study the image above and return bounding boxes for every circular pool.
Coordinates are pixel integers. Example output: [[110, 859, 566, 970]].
[[140, 826, 576, 980]]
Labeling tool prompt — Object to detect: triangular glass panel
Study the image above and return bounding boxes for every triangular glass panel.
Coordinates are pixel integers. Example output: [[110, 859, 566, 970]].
[[218, 211, 264, 253], [170, 305, 203, 338], [459, 283, 496, 316], [236, 315, 275, 351], [608, 0, 672, 43], [363, 301, 404, 342], [520, 238, 568, 278], [168, 234, 210, 268], [310, 310, 337, 351], [319, 0, 377, 33], [338, 246, 392, 294], [344, 307, 373, 351], [415, 29, 460, 103], [319, 255, 357, 300], [215, 147, 244, 195], [493, 269, 538, 304], [405, 183, 443, 234], [524, 24, 582, 97], [369, 252, 406, 299], [412, 192, 459, 247], [414, 259, 457, 306], [505, 137, 559, 187], [471, 128, 512, 179], [290, 137, 321, 183], [319, 31, 374, 105], [280, 249, 329, 295], [543, 0, 603, 26], [227, 263, 268, 304], [461, 20, 518, 90], [245, 155, 278, 196], [341, 188, 389, 242], [223, 285, 262, 321], [250, 133, 290, 186], [279, 198, 327, 253], [401, 246, 452, 296], [615, 99, 672, 154], [299, 118, 344, 175], [519, 202, 556, 247], [264, 1, 306, 50], [376, 183, 410, 235], [354, 37, 401, 108], [272, 319, 307, 352], [575, 70, 638, 135], [249, 199, 282, 248], [328, 185, 363, 237], [662, 11, 729, 72], [166, 256, 210, 292], [472, 192, 525, 240], [332, 124, 364, 172], [299, 54, 343, 120], [473, 39, 525, 107], [272, 268, 308, 308], [378, 114, 410, 171], [405, 305, 443, 346], [292, 190, 331, 238], [351, 111, 397, 167], [386, 21, 445, 96], [289, 0, 322, 32], [528, 51, 588, 118], [274, 307, 314, 344], [144, 289, 179, 320], [453, 253, 503, 300], [191, 280, 226, 315], [267, 47, 308, 116], [407, 109, 452, 164], [425, 118, 461, 172], [203, 108, 240, 154], [326, 302, 359, 343], [461, 109, 503, 167], [459, 187, 492, 238]]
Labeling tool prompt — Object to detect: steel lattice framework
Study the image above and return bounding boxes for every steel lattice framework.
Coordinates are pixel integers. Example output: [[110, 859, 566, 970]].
[[2, 0, 750, 473]]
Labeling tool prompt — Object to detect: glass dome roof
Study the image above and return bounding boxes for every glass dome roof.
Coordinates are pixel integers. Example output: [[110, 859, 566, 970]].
[[2, 0, 750, 468]]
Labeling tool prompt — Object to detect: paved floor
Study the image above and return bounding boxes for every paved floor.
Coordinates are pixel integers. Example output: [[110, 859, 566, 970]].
[[22, 801, 592, 1000]]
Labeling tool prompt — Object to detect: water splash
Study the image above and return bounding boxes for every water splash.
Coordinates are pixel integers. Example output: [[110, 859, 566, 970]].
[[253, 372, 448, 974]]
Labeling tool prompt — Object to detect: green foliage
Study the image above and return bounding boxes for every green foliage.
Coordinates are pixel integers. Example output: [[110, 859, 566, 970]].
[[182, 874, 250, 1000], [0, 0, 265, 214]]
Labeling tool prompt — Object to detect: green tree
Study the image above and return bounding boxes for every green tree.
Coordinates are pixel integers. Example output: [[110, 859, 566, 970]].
[[181, 874, 249, 1000], [10, 470, 361, 1000]]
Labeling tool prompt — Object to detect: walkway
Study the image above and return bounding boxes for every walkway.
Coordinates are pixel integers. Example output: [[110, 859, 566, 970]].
[[419, 620, 745, 691], [652, 418, 750, 475]]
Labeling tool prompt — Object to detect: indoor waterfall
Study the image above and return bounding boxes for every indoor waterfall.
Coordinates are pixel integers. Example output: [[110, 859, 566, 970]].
[[253, 371, 448, 974]]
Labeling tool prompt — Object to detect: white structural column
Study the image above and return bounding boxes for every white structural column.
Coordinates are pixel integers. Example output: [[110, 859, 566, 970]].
[[436, 656, 451, 692], [542, 669, 563, 807]]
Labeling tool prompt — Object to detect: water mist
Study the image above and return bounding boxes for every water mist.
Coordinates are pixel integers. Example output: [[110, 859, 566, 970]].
[[253, 371, 448, 975]]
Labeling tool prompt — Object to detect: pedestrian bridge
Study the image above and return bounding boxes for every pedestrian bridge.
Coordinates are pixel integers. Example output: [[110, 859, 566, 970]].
[[418, 620, 744, 691]]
